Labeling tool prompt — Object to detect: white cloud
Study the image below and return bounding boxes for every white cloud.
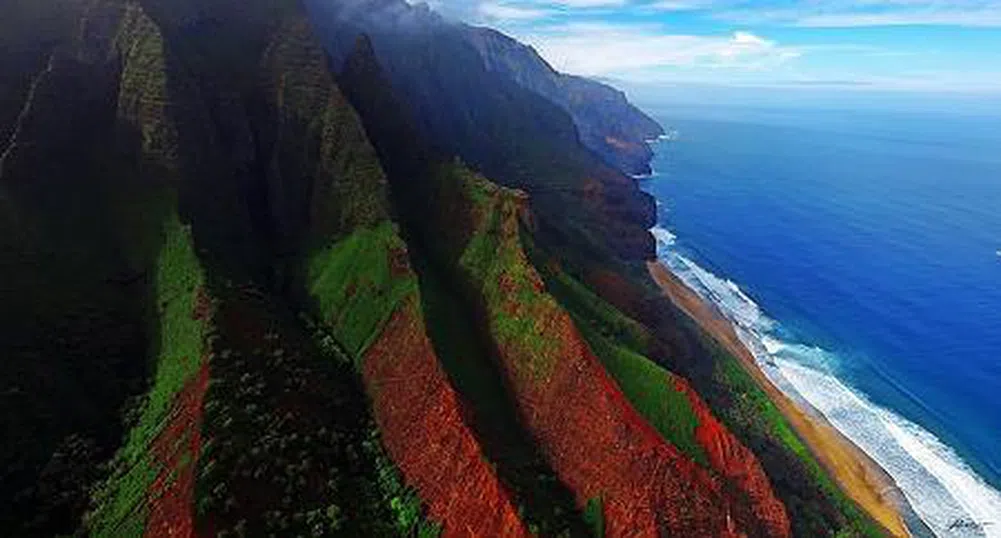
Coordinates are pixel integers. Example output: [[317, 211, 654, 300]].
[[717, 1, 1001, 28], [647, 0, 719, 11], [793, 9, 1001, 28], [478, 2, 553, 21], [519, 23, 801, 78], [550, 0, 628, 7], [412, 0, 1001, 91], [426, 0, 1001, 28]]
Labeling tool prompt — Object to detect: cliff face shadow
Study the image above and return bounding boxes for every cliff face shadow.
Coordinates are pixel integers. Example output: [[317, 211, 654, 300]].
[[404, 224, 591, 537], [0, 45, 179, 534]]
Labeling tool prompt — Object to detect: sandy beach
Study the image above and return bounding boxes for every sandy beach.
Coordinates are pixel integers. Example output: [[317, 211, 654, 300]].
[[647, 261, 911, 538]]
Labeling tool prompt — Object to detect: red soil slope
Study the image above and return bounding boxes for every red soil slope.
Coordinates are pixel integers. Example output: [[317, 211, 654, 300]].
[[585, 267, 790, 536], [145, 362, 211, 538], [449, 175, 778, 537], [362, 299, 529, 538], [676, 376, 791, 537], [504, 310, 748, 537]]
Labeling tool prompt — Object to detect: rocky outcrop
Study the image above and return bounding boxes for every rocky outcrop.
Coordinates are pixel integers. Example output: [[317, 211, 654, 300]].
[[583, 267, 892, 537], [306, 222, 532, 537], [541, 265, 791, 537]]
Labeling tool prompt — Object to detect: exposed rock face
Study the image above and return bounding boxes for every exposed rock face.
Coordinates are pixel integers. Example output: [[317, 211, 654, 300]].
[[1, 0, 517, 535], [144, 361, 210, 538], [583, 268, 894, 537], [336, 39, 792, 533]]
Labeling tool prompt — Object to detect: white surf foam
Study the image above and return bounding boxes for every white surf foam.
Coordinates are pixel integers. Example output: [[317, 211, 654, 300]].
[[653, 226, 1001, 538], [649, 129, 680, 143], [778, 360, 1001, 538], [651, 226, 677, 250], [631, 166, 659, 180]]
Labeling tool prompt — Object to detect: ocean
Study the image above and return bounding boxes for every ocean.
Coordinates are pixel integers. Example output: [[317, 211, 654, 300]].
[[638, 100, 1001, 538]]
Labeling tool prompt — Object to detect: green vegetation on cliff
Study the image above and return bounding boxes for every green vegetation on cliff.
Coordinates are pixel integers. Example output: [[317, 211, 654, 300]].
[[590, 334, 709, 466], [89, 212, 210, 538], [190, 281, 438, 538], [584, 497, 605, 538], [407, 234, 590, 537], [0, 0, 899, 536], [449, 167, 563, 383], [543, 268, 708, 467], [711, 346, 883, 538], [307, 222, 417, 360]]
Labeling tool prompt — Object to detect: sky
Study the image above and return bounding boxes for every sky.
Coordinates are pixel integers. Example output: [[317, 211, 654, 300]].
[[411, 0, 1001, 95]]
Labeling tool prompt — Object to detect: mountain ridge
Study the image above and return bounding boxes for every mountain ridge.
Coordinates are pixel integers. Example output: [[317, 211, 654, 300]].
[[304, 0, 663, 177], [1, 0, 896, 536], [463, 25, 664, 176]]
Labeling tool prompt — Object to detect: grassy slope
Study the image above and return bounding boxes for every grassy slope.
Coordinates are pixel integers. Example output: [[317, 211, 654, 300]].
[[88, 212, 209, 538], [409, 243, 590, 536], [337, 38, 591, 535], [452, 169, 563, 384], [545, 266, 801, 537], [541, 268, 709, 467], [306, 222, 416, 361], [83, 6, 215, 532], [305, 221, 522, 537], [589, 331, 709, 466], [288, 36, 443, 525], [84, 2, 437, 534], [584, 266, 886, 537], [436, 163, 754, 537], [710, 344, 883, 538]]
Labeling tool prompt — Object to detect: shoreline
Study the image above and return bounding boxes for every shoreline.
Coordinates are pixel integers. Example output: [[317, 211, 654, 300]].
[[647, 260, 912, 538]]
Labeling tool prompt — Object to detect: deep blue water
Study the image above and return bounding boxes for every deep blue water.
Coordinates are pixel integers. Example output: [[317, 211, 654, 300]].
[[639, 101, 1001, 536]]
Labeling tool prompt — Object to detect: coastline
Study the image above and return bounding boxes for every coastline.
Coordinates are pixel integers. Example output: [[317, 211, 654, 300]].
[[647, 260, 912, 538]]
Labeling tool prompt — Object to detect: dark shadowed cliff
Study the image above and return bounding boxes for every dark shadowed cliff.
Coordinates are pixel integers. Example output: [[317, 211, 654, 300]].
[[463, 26, 665, 176], [307, 0, 658, 263], [0, 0, 894, 537], [305, 0, 664, 177]]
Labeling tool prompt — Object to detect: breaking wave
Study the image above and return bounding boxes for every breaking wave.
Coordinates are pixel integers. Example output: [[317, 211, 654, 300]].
[[653, 226, 1001, 538]]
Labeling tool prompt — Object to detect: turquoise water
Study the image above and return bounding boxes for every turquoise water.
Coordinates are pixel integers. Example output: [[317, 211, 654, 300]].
[[639, 102, 1001, 537]]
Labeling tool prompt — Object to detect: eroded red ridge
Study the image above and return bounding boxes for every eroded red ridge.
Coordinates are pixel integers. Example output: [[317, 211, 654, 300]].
[[145, 361, 211, 538], [502, 310, 746, 537], [675, 376, 792, 538], [582, 267, 790, 537], [362, 299, 530, 538]]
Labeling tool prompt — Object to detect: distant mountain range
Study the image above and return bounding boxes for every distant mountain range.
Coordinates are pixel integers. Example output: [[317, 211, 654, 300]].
[[307, 0, 664, 177], [0, 0, 891, 536]]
